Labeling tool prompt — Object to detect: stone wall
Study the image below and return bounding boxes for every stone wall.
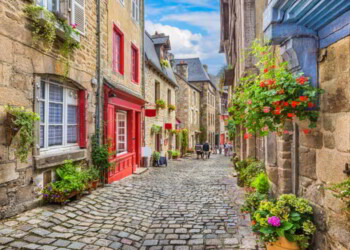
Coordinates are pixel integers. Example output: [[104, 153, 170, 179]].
[[144, 65, 176, 159], [0, 0, 97, 218], [175, 74, 201, 149]]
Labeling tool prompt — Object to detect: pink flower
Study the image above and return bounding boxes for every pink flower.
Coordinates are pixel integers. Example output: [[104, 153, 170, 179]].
[[247, 99, 252, 105], [263, 107, 270, 113], [268, 216, 281, 227], [263, 126, 269, 132], [71, 23, 77, 29]]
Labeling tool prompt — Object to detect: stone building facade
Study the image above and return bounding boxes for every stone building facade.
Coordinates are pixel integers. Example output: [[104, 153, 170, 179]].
[[174, 68, 201, 150], [100, 0, 145, 183], [174, 59, 217, 148], [0, 0, 97, 218], [221, 0, 350, 248], [144, 32, 177, 159]]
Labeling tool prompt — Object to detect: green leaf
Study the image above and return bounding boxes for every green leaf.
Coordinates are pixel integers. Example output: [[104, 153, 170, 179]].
[[281, 222, 294, 231], [260, 227, 274, 235]]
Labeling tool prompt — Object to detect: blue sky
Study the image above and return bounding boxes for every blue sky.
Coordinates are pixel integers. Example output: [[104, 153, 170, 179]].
[[145, 0, 225, 75]]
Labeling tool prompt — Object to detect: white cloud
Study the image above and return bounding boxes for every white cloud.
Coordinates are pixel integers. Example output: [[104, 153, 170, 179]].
[[168, 0, 218, 9], [161, 12, 220, 33], [146, 20, 202, 58]]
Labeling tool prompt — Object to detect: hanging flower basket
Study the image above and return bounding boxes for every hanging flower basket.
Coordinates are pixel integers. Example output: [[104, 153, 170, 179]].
[[145, 109, 157, 117], [168, 104, 176, 112], [156, 100, 166, 109], [4, 113, 21, 146], [165, 123, 173, 130]]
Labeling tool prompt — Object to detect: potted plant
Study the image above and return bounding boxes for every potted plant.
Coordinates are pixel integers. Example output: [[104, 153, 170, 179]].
[[87, 167, 100, 190], [160, 59, 170, 68], [172, 151, 180, 160], [252, 194, 316, 250], [151, 124, 162, 135], [167, 150, 173, 160], [152, 151, 160, 166], [168, 104, 176, 112], [4, 105, 40, 162], [156, 100, 166, 109]]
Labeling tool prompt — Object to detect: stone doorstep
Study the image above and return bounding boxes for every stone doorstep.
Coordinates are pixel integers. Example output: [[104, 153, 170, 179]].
[[133, 168, 149, 175]]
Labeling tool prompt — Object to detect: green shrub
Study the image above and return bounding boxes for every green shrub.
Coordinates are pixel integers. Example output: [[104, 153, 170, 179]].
[[241, 192, 268, 214], [239, 160, 265, 187], [167, 150, 173, 157], [235, 157, 255, 172], [152, 151, 160, 164], [172, 151, 180, 157], [252, 173, 270, 194]]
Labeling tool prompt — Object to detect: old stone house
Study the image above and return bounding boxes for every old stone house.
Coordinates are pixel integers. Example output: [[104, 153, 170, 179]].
[[220, 0, 350, 248], [144, 32, 177, 160], [173, 59, 217, 148], [0, 0, 97, 218], [174, 65, 201, 150], [100, 0, 145, 183]]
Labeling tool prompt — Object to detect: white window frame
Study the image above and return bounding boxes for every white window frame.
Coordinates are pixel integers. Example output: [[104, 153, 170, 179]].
[[39, 79, 79, 154], [120, 0, 125, 6], [132, 0, 140, 23], [37, 0, 60, 12], [116, 111, 128, 156]]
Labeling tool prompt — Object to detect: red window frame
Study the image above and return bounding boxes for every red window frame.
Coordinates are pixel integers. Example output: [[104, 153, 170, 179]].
[[113, 24, 124, 75], [131, 44, 139, 84]]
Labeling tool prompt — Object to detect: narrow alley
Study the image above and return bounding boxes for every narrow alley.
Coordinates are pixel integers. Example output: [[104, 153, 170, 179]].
[[0, 155, 259, 249]]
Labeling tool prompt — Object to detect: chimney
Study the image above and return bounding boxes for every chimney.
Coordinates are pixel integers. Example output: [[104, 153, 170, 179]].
[[176, 61, 188, 81], [203, 64, 208, 73]]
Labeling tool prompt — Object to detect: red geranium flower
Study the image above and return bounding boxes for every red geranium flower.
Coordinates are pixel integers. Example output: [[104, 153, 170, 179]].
[[303, 129, 309, 135], [308, 102, 314, 108], [260, 81, 265, 87], [263, 107, 270, 113], [288, 113, 294, 118], [292, 101, 297, 108], [300, 96, 306, 101], [283, 102, 289, 107], [264, 69, 269, 73]]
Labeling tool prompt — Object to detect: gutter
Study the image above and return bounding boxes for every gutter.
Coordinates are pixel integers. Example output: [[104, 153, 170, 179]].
[[96, 0, 101, 144]]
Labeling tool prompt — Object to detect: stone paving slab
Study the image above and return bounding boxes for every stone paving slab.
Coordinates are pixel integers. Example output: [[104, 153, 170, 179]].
[[0, 155, 260, 249]]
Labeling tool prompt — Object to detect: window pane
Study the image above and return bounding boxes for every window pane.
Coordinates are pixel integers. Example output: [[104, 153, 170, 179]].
[[49, 84, 63, 102], [49, 125, 63, 146], [40, 81, 45, 99], [114, 32, 121, 72], [68, 105, 77, 124], [40, 126, 45, 148], [49, 103, 63, 124], [67, 125, 77, 144], [40, 102, 45, 123]]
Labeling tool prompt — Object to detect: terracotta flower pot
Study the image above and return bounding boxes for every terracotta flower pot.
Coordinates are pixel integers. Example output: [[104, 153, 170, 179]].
[[91, 180, 99, 189], [266, 237, 299, 250]]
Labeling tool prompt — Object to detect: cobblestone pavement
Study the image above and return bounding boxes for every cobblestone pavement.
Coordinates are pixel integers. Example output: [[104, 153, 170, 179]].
[[0, 154, 261, 250]]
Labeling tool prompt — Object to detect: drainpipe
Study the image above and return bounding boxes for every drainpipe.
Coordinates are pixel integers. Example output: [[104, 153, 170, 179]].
[[96, 0, 101, 145]]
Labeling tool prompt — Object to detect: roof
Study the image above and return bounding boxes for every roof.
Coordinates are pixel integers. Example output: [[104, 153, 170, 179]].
[[152, 36, 169, 45], [144, 31, 178, 87], [174, 58, 216, 90]]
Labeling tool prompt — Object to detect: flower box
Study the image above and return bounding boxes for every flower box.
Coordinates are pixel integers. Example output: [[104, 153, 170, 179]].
[[4, 113, 21, 146], [266, 237, 299, 250]]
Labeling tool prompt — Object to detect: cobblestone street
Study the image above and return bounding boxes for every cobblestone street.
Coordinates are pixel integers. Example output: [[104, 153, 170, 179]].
[[0, 155, 259, 250]]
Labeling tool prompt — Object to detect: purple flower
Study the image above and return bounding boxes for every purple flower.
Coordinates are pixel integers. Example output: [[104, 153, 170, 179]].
[[43, 194, 48, 198], [268, 216, 281, 227], [48, 186, 52, 191]]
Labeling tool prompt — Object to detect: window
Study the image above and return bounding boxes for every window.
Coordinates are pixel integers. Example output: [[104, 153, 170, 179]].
[[131, 45, 139, 83], [113, 25, 124, 74], [132, 0, 140, 23], [116, 112, 127, 155], [120, 0, 124, 5], [39, 80, 79, 150], [38, 0, 60, 12], [155, 81, 160, 102], [168, 89, 171, 105]]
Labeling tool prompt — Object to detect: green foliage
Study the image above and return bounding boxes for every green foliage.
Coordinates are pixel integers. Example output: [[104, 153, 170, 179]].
[[229, 40, 324, 137], [23, 4, 56, 51], [152, 151, 160, 164], [156, 100, 166, 109], [91, 134, 110, 171], [168, 104, 176, 112], [87, 167, 100, 181], [167, 150, 173, 157], [253, 194, 316, 249], [241, 192, 268, 214], [160, 59, 170, 68], [5, 105, 40, 162], [172, 151, 180, 157], [252, 173, 270, 194], [327, 178, 350, 210], [42, 160, 90, 204], [239, 160, 265, 187], [181, 129, 189, 153], [24, 4, 80, 77], [151, 124, 162, 134], [226, 119, 236, 140]]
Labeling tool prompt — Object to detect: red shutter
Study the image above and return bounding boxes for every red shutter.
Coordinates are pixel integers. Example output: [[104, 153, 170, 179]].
[[79, 90, 88, 148], [112, 30, 116, 72], [107, 104, 116, 154], [132, 48, 136, 82]]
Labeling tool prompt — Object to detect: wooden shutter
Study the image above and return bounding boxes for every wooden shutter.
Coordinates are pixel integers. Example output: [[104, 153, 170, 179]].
[[132, 47, 136, 82], [33, 76, 41, 156], [79, 90, 88, 148], [73, 0, 85, 34]]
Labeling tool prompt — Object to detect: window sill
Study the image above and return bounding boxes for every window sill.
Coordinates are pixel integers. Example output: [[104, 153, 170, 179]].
[[38, 11, 81, 44], [34, 148, 87, 170]]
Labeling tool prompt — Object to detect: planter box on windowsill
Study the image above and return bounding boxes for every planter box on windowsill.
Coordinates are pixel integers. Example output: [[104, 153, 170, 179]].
[[38, 11, 80, 44]]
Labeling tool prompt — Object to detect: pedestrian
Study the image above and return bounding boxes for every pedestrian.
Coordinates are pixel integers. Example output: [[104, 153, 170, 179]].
[[224, 143, 228, 156]]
